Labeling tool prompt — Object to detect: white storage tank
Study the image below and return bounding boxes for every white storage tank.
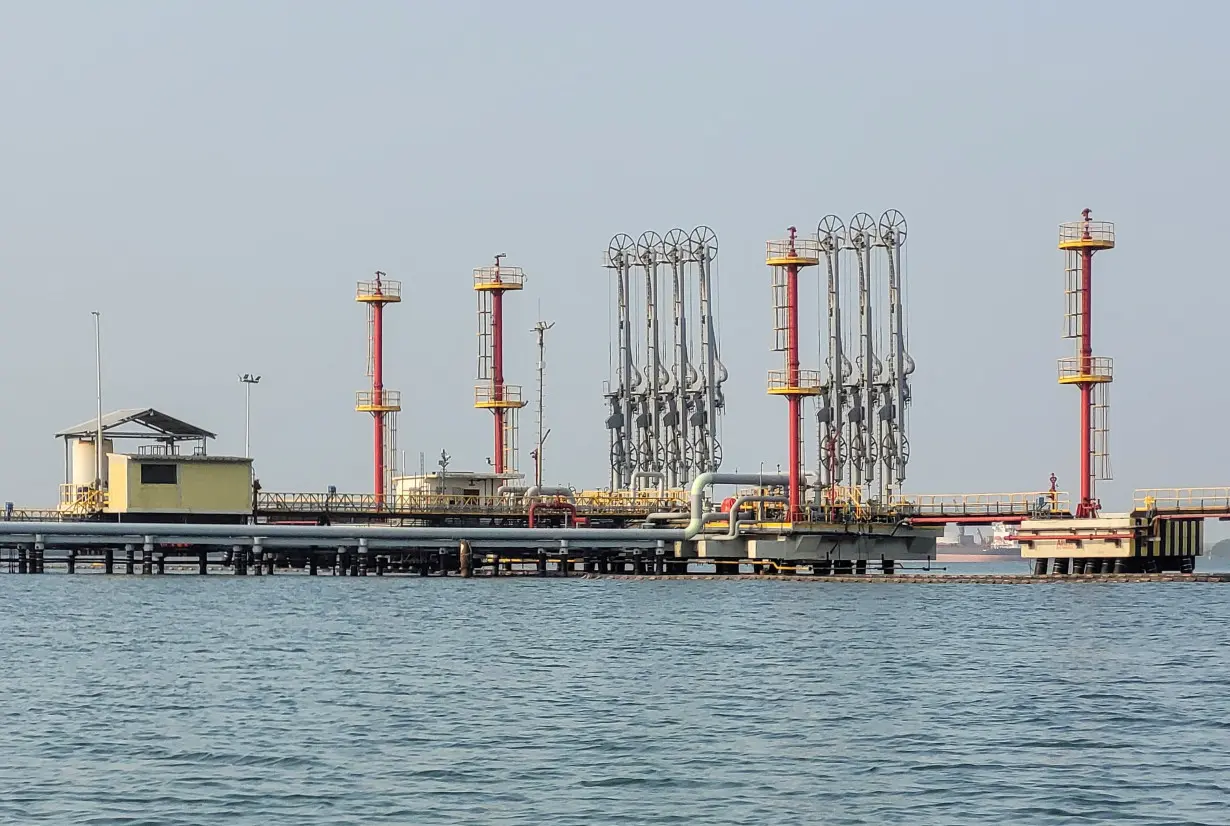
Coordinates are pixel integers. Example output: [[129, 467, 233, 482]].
[[70, 437, 114, 487]]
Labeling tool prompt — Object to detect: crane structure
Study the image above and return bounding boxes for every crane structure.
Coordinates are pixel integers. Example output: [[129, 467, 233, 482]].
[[603, 227, 727, 492], [768, 212, 916, 518], [474, 254, 527, 477], [355, 271, 402, 505], [1058, 208, 1115, 518]]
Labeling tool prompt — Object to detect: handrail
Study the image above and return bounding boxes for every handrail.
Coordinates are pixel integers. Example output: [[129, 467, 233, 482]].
[[356, 279, 402, 299], [355, 390, 402, 408], [474, 384, 524, 405], [1057, 356, 1113, 381], [890, 491, 1070, 517], [256, 490, 691, 516], [58, 484, 108, 515], [1133, 488, 1230, 514], [473, 266, 526, 288], [766, 238, 821, 261], [1059, 221, 1114, 246], [767, 369, 823, 391]]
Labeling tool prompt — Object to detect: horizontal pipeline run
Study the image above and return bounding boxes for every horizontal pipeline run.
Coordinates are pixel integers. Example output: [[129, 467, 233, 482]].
[[0, 521, 685, 543]]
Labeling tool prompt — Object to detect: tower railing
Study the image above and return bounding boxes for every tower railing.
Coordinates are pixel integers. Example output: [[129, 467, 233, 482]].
[[765, 238, 821, 263], [355, 390, 402, 410], [475, 384, 525, 407], [767, 369, 823, 393], [473, 266, 526, 288], [356, 279, 403, 300], [1058, 222, 1115, 247], [1057, 356, 1113, 383]]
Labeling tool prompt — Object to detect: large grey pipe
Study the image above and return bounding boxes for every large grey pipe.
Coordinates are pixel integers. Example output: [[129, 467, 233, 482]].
[[0, 522, 677, 543], [709, 494, 789, 541], [524, 486, 573, 503], [683, 472, 789, 539], [631, 471, 664, 493]]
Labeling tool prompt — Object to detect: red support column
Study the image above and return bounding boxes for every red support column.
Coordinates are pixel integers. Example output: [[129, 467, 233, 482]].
[[1078, 244, 1093, 516], [786, 256, 802, 519], [492, 269, 506, 475], [372, 294, 385, 505]]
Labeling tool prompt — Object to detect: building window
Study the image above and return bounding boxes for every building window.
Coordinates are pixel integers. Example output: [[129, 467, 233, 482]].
[[141, 463, 178, 485]]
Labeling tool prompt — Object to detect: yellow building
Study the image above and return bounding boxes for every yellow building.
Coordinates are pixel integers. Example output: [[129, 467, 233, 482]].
[[105, 454, 253, 516], [56, 408, 252, 519]]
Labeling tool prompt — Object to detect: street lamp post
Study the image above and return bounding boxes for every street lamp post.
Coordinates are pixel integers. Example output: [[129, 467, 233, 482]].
[[238, 374, 261, 458], [92, 311, 103, 491]]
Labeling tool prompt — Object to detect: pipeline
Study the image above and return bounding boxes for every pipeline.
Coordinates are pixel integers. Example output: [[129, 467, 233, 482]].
[[707, 495, 789, 541], [631, 471, 665, 494], [683, 472, 790, 539], [528, 499, 579, 529], [496, 485, 529, 497], [524, 485, 574, 503], [0, 521, 680, 543]]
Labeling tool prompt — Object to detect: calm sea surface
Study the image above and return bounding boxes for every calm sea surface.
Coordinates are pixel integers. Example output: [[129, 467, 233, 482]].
[[2, 575, 1229, 825]]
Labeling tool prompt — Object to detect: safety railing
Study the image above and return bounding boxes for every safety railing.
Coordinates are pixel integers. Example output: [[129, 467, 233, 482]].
[[890, 491, 1070, 518], [473, 266, 526, 288], [59, 485, 108, 515], [355, 390, 402, 409], [1134, 488, 1230, 515], [765, 238, 820, 262], [817, 485, 871, 521], [1057, 356, 1113, 382], [1, 507, 68, 522], [475, 384, 524, 406], [767, 369, 823, 392], [356, 279, 402, 300], [1059, 221, 1115, 246], [258, 490, 690, 516]]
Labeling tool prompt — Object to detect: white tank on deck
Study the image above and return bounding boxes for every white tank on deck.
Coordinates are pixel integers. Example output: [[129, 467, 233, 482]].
[[71, 437, 114, 487]]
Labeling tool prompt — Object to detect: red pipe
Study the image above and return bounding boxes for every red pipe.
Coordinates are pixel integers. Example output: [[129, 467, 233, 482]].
[[373, 282, 385, 506], [492, 261, 505, 475], [786, 228, 801, 520], [528, 499, 576, 528]]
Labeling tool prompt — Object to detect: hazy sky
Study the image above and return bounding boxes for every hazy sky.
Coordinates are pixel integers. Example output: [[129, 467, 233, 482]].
[[1, 1, 1227, 518]]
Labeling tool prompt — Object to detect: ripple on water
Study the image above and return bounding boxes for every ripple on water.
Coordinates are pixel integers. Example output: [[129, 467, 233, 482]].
[[0, 576, 1228, 825]]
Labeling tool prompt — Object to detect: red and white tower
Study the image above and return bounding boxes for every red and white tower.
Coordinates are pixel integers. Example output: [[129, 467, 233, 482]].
[[766, 228, 822, 520], [1058, 209, 1115, 518], [474, 255, 527, 475], [356, 272, 401, 505]]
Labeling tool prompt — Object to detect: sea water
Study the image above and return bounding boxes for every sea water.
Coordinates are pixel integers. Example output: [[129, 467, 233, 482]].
[[1, 576, 1228, 825]]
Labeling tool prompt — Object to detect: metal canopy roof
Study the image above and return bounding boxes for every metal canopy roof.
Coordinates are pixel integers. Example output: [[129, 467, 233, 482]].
[[55, 408, 216, 440]]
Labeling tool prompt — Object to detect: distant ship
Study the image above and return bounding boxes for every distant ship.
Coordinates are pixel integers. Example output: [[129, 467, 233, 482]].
[[935, 523, 1021, 562]]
